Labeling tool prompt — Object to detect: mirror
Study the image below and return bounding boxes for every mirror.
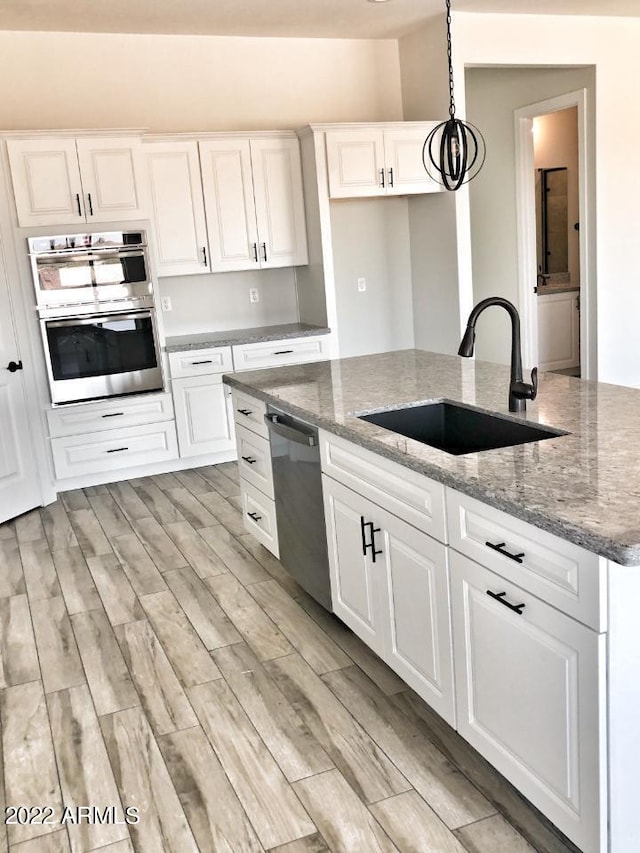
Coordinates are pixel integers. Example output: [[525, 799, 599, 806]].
[[535, 166, 568, 277]]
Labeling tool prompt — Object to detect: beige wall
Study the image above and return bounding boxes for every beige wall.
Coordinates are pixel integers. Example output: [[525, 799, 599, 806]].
[[0, 31, 403, 131]]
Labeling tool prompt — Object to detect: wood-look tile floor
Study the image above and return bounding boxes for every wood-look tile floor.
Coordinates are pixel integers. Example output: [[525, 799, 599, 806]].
[[0, 462, 581, 853]]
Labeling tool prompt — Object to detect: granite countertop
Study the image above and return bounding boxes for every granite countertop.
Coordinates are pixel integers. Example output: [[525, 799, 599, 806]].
[[223, 348, 640, 565], [164, 323, 330, 353], [536, 284, 580, 295]]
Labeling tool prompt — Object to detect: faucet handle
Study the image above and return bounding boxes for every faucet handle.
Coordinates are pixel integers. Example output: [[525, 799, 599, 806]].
[[530, 367, 538, 401]]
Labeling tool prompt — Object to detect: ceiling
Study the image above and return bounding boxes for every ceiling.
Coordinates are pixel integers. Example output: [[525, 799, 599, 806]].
[[0, 0, 637, 40]]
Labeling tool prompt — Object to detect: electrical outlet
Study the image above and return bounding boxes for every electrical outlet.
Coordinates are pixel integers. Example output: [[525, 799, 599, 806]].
[[249, 288, 260, 304], [357, 277, 367, 292], [160, 296, 172, 311]]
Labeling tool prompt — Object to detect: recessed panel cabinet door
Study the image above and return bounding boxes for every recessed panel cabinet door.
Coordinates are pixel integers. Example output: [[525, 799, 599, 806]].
[[537, 291, 580, 372], [326, 129, 386, 198], [6, 138, 84, 226], [250, 138, 308, 268], [173, 375, 235, 458], [200, 139, 259, 273], [450, 550, 605, 853], [75, 137, 145, 222], [384, 126, 442, 195]]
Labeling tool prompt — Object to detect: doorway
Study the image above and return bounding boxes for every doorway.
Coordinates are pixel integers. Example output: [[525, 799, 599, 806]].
[[514, 89, 592, 379]]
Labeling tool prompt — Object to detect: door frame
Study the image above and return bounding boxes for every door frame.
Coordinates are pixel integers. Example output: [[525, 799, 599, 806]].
[[514, 89, 593, 378]]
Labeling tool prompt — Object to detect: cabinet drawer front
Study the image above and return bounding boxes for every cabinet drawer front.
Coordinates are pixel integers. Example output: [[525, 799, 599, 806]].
[[232, 335, 329, 371], [231, 389, 268, 439], [451, 551, 605, 853], [168, 346, 233, 379], [51, 421, 178, 480], [235, 424, 273, 499], [47, 393, 174, 438], [446, 490, 605, 631], [240, 479, 279, 558], [320, 431, 446, 543]]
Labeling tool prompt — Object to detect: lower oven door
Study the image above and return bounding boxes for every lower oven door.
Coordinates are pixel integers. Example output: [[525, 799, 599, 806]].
[[42, 309, 164, 405]]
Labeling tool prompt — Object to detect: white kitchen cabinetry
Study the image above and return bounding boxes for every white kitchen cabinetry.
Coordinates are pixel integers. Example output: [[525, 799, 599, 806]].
[[168, 347, 235, 459], [231, 334, 330, 372], [320, 433, 455, 725], [145, 140, 210, 277], [537, 290, 580, 372], [7, 136, 145, 226], [200, 135, 308, 272], [325, 124, 442, 198]]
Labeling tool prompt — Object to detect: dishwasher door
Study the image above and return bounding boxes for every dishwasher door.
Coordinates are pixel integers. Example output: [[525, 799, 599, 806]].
[[266, 407, 332, 611]]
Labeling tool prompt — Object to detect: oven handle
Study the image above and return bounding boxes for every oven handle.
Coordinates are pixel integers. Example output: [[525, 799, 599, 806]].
[[44, 310, 153, 329]]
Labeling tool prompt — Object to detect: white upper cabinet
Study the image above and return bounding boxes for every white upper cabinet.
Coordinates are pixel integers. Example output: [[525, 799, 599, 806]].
[[7, 136, 145, 226], [145, 140, 210, 277], [200, 135, 308, 273], [326, 123, 443, 199]]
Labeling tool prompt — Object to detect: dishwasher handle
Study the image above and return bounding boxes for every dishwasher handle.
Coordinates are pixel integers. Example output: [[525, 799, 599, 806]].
[[265, 413, 318, 447]]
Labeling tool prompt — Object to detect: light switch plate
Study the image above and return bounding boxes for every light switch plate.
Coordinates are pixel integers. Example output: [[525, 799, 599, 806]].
[[357, 277, 367, 292]]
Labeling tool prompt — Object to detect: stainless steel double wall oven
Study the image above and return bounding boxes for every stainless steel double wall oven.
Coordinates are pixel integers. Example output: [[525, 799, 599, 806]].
[[30, 230, 164, 405]]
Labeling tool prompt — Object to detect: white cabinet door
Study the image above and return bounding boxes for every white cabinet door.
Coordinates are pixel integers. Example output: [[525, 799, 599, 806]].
[[537, 291, 580, 372], [326, 129, 386, 198], [200, 138, 259, 273], [384, 126, 441, 196], [451, 551, 605, 853], [6, 138, 85, 226], [323, 475, 385, 656], [145, 141, 210, 276], [250, 137, 308, 268], [75, 137, 145, 222], [173, 375, 235, 458]]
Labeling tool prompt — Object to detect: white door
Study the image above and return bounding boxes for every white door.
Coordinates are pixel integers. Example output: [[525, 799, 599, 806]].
[[0, 236, 41, 522], [450, 551, 604, 853], [146, 141, 210, 277], [381, 507, 455, 725], [325, 129, 386, 198], [173, 375, 235, 458], [250, 138, 308, 268], [200, 138, 260, 272], [6, 137, 85, 226], [75, 137, 145, 222], [383, 126, 442, 196], [537, 291, 580, 372]]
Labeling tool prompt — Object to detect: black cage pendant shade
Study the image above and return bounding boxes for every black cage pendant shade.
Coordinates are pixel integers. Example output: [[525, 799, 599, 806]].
[[422, 0, 486, 191]]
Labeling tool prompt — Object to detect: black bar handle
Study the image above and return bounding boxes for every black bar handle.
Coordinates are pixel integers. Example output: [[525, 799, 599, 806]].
[[76, 193, 82, 217], [241, 455, 257, 465], [362, 520, 383, 563], [273, 350, 294, 355], [247, 511, 262, 522], [486, 590, 526, 615], [252, 243, 258, 262], [261, 242, 268, 261], [202, 246, 207, 266], [237, 408, 253, 416], [388, 167, 394, 187], [191, 360, 213, 366], [87, 193, 94, 216], [485, 541, 525, 563], [106, 447, 128, 454], [6, 360, 23, 373], [101, 412, 124, 418], [380, 168, 385, 188]]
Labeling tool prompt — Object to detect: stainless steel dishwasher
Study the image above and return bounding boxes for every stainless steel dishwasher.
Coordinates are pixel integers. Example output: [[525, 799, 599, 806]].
[[265, 405, 332, 611]]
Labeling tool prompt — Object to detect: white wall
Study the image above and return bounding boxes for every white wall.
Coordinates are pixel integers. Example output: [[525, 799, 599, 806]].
[[465, 66, 593, 365]]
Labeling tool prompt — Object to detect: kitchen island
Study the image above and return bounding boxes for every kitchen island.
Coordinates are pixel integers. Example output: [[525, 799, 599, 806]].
[[223, 348, 640, 853]]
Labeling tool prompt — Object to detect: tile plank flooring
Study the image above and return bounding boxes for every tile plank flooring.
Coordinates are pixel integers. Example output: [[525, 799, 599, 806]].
[[0, 462, 580, 853]]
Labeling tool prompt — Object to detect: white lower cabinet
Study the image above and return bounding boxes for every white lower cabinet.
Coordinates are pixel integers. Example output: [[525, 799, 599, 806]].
[[322, 474, 455, 725], [172, 375, 235, 458], [451, 550, 605, 853]]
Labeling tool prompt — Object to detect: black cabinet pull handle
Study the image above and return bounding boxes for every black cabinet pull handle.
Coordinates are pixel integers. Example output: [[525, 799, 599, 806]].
[[360, 517, 382, 562], [241, 455, 257, 465], [252, 243, 258, 262], [360, 515, 368, 556], [106, 446, 128, 454], [191, 360, 213, 365], [87, 193, 93, 216], [273, 349, 294, 355], [76, 193, 82, 216], [101, 412, 124, 418], [486, 590, 526, 615], [261, 242, 268, 261], [237, 408, 253, 416], [485, 541, 525, 563], [380, 168, 385, 188], [202, 246, 207, 265], [388, 167, 394, 187], [6, 360, 23, 373], [247, 511, 262, 522]]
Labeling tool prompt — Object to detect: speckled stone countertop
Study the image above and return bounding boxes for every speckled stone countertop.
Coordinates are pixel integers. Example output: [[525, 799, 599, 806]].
[[536, 284, 580, 295], [164, 323, 330, 353], [223, 348, 640, 565]]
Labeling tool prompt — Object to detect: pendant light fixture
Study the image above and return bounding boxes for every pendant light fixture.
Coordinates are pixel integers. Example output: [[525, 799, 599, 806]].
[[422, 0, 486, 191]]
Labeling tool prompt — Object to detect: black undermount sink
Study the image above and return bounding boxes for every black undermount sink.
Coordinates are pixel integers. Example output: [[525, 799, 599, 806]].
[[358, 400, 568, 456]]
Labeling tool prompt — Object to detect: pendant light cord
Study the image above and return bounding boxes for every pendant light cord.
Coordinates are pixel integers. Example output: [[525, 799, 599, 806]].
[[446, 0, 455, 119]]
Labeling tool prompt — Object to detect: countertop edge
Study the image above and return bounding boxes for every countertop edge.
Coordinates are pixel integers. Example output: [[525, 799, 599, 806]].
[[164, 325, 331, 353], [223, 372, 636, 566]]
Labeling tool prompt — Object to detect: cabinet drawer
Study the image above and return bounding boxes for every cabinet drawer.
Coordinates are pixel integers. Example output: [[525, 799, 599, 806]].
[[320, 431, 447, 543], [168, 346, 233, 379], [232, 334, 329, 371], [51, 421, 178, 480], [240, 479, 279, 558], [230, 389, 268, 439], [446, 490, 606, 631], [47, 393, 174, 438], [236, 424, 273, 499]]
